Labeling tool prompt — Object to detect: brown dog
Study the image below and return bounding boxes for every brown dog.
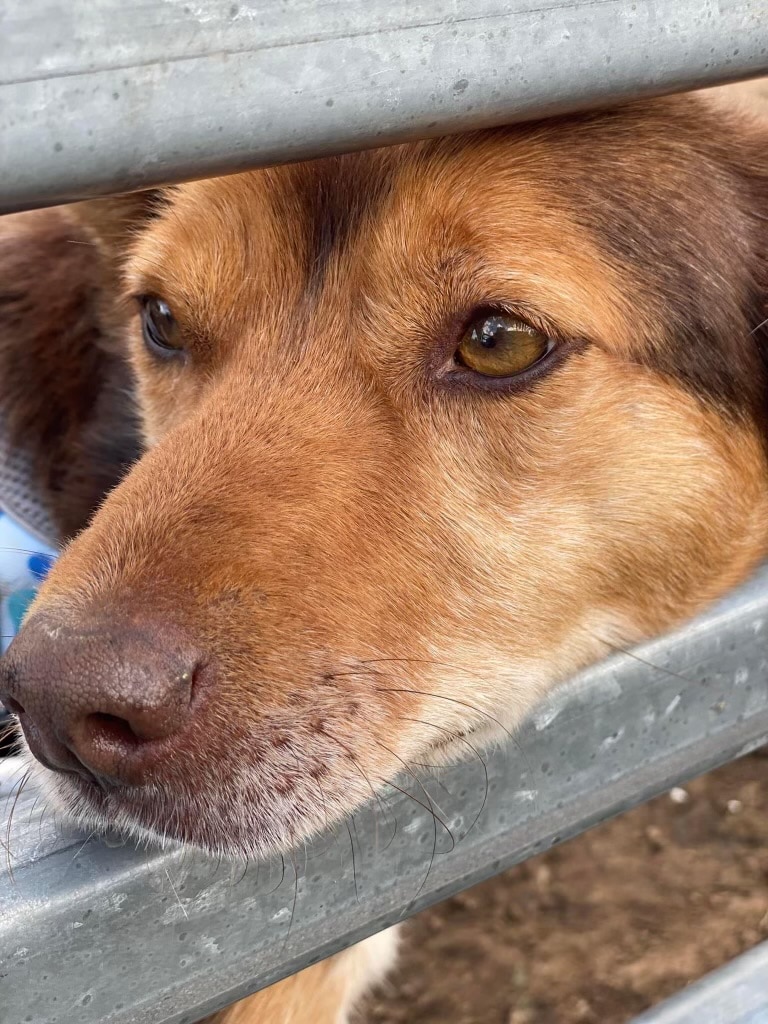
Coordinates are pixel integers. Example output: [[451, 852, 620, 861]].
[[1, 84, 767, 1021]]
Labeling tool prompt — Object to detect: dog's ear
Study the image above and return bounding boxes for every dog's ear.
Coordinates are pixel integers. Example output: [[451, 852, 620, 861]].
[[0, 205, 143, 545], [710, 84, 768, 376], [736, 97, 768, 406], [72, 191, 167, 283], [670, 85, 768, 421]]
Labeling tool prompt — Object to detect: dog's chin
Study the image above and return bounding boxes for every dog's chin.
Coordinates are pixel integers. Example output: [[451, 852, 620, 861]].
[[16, 719, 494, 861], [24, 754, 374, 861]]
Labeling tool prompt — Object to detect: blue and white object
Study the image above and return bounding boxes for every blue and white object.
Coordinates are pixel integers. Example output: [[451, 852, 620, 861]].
[[0, 509, 57, 653]]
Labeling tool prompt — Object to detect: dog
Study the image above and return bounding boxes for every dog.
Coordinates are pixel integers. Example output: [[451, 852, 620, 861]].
[[0, 83, 767, 1022]]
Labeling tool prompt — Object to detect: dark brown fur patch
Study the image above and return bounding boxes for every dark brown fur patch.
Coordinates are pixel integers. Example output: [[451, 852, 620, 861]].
[[533, 101, 768, 418], [0, 209, 140, 541], [284, 154, 396, 291]]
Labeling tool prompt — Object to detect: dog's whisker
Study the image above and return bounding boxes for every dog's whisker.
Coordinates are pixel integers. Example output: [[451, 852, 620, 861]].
[[402, 717, 490, 841], [411, 760, 466, 770], [0, 720, 22, 746], [591, 634, 691, 686], [69, 830, 99, 866], [0, 828, 16, 879], [264, 853, 287, 897], [164, 866, 189, 920], [345, 818, 361, 905], [36, 798, 52, 847], [280, 844, 300, 952], [332, 661, 511, 736], [26, 788, 45, 828], [3, 768, 33, 882], [381, 774, 441, 910], [350, 730, 456, 909], [318, 729, 398, 849], [0, 545, 54, 556], [324, 663, 538, 829], [366, 672, 531, 764], [2, 757, 31, 815], [373, 738, 453, 848]]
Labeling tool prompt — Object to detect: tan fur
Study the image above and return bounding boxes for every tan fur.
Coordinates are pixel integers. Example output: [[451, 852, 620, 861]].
[[206, 931, 397, 1024], [2, 86, 768, 1021]]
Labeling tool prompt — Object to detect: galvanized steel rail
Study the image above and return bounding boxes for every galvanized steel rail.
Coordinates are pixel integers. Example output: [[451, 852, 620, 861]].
[[1, 0, 768, 212], [2, 565, 768, 1024], [631, 940, 768, 1024]]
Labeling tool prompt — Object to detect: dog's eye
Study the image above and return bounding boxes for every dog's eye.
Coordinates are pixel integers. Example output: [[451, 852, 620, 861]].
[[139, 296, 184, 358], [455, 314, 553, 377]]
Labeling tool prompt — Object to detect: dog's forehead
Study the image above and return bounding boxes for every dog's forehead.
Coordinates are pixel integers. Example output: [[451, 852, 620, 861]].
[[125, 99, 764, 418], [129, 106, 718, 308], [128, 124, 622, 317]]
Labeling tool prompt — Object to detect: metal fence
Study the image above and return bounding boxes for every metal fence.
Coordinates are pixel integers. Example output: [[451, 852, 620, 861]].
[[1, 0, 768, 211], [3, 565, 768, 1024], [633, 941, 768, 1024], [2, 2, 768, 1022]]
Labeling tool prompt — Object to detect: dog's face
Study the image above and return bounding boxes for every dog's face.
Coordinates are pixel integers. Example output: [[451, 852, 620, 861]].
[[2, 93, 767, 858]]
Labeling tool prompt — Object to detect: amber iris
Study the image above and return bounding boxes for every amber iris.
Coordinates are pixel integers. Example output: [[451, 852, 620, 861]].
[[456, 314, 552, 377]]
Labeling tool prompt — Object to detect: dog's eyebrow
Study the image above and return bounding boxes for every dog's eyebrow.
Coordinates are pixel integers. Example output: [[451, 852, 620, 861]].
[[286, 154, 396, 292]]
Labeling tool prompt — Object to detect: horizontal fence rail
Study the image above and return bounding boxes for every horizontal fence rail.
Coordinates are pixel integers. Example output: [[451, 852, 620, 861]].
[[1, 0, 768, 212], [1, 565, 768, 1024], [631, 939, 768, 1024]]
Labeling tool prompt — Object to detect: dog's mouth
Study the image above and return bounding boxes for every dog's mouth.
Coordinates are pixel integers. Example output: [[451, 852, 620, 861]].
[[38, 764, 345, 858], [4, 630, 505, 858], [50, 772, 238, 852], [18, 708, 487, 860], [21, 713, 412, 859]]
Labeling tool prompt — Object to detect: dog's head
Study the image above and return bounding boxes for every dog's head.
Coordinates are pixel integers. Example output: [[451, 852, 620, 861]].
[[2, 90, 767, 857]]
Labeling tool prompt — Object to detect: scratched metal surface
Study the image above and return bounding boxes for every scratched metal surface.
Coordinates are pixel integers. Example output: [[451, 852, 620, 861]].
[[1, 0, 768, 211], [1, 564, 768, 1024]]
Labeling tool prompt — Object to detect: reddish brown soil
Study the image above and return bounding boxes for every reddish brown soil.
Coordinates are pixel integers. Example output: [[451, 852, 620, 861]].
[[362, 751, 768, 1024]]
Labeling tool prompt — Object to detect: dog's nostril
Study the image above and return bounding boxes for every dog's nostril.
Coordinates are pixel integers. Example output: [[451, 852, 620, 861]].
[[4, 613, 208, 784], [85, 712, 142, 748], [4, 696, 25, 716]]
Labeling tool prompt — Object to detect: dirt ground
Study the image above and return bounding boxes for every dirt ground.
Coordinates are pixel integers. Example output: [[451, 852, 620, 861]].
[[362, 751, 768, 1024]]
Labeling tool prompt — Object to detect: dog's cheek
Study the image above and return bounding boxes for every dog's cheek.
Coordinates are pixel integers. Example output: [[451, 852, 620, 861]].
[[129, 355, 201, 448], [401, 377, 768, 739]]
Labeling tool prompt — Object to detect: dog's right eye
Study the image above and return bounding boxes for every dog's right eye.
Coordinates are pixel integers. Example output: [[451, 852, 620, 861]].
[[139, 296, 184, 358]]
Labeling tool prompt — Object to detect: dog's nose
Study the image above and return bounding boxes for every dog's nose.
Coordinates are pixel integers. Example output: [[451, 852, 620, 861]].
[[0, 611, 203, 785]]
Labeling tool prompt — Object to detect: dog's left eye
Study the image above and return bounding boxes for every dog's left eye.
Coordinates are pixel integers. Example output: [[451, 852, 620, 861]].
[[455, 314, 554, 378], [139, 296, 184, 358]]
